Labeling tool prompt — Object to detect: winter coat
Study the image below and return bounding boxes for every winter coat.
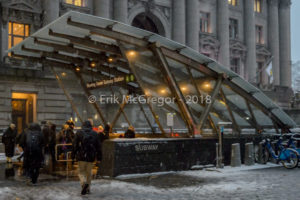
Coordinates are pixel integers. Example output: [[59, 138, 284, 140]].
[[97, 131, 109, 143], [57, 128, 74, 144], [43, 125, 56, 147], [72, 121, 102, 162], [20, 123, 45, 169], [124, 129, 135, 138], [2, 127, 17, 157]]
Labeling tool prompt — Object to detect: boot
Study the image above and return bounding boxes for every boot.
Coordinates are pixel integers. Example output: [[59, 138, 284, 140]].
[[81, 184, 89, 195]]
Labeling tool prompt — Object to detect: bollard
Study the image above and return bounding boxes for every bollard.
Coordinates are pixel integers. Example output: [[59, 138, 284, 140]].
[[257, 142, 269, 164], [244, 143, 255, 166], [230, 143, 241, 167]]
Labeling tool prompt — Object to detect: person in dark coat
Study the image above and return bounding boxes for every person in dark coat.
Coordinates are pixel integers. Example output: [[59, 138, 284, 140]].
[[42, 122, 57, 170], [72, 121, 102, 195], [16, 125, 28, 162], [124, 126, 135, 138], [97, 125, 109, 143], [2, 124, 17, 163], [103, 123, 111, 139], [20, 123, 45, 184]]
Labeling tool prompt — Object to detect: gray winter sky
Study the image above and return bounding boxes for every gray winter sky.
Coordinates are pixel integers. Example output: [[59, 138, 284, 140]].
[[292, 1, 300, 62]]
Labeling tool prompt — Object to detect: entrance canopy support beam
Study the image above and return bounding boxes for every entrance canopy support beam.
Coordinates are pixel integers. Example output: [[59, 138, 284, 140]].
[[110, 91, 131, 130], [50, 66, 84, 124], [245, 100, 262, 133], [73, 70, 107, 125], [198, 74, 223, 131], [220, 88, 240, 134], [151, 45, 196, 137], [118, 43, 166, 136], [186, 66, 218, 135], [136, 94, 156, 134]]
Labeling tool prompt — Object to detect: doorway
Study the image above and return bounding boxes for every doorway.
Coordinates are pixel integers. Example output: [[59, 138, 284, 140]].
[[11, 93, 37, 134]]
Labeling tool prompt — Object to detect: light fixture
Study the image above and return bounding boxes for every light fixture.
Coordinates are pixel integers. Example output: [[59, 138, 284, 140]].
[[61, 72, 67, 77], [90, 61, 97, 68], [75, 66, 81, 72], [160, 89, 166, 94], [108, 57, 114, 63], [203, 82, 211, 90], [181, 86, 187, 92], [245, 116, 250, 120], [145, 90, 151, 96], [127, 50, 137, 58]]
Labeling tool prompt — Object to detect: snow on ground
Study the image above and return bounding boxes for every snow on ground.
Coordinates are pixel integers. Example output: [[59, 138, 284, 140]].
[[0, 163, 299, 200]]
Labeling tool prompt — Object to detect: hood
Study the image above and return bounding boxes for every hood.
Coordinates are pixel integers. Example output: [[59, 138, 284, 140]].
[[82, 121, 92, 129], [28, 123, 41, 132]]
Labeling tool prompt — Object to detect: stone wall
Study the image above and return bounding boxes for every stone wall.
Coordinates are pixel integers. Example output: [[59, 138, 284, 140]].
[[100, 136, 264, 177]]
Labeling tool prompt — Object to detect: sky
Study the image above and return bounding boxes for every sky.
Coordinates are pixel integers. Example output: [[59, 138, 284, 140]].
[[291, 0, 300, 62]]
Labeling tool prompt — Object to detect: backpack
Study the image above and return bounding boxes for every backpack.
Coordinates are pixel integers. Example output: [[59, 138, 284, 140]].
[[81, 131, 97, 162], [26, 131, 41, 155]]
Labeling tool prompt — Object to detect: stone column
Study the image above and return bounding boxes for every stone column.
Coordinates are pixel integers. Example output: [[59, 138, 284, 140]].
[[113, 0, 128, 23], [186, 0, 199, 51], [244, 0, 257, 83], [94, 0, 110, 18], [217, 0, 230, 68], [43, 0, 60, 26], [172, 0, 186, 44], [279, 0, 292, 87], [268, 0, 280, 85]]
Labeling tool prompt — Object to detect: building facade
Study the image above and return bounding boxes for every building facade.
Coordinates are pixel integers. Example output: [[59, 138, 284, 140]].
[[0, 0, 294, 130]]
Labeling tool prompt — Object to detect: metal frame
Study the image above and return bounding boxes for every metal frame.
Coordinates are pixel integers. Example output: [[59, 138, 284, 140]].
[[198, 74, 223, 131], [118, 42, 166, 135], [50, 66, 84, 124], [73, 70, 107, 125], [7, 12, 294, 137], [151, 45, 196, 136]]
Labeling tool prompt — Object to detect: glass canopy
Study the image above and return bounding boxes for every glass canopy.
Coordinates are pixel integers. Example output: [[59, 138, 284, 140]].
[[7, 11, 296, 136]]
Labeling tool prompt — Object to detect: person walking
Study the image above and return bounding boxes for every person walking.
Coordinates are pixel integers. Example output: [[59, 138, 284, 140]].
[[2, 124, 17, 163], [42, 121, 57, 171], [20, 123, 45, 185], [72, 121, 102, 195]]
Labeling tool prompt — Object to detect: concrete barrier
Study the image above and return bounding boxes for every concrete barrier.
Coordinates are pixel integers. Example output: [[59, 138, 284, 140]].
[[244, 143, 254, 166], [230, 143, 241, 167]]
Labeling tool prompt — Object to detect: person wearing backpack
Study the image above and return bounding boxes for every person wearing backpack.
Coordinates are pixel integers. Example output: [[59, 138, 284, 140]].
[[71, 120, 102, 195], [20, 123, 45, 184], [2, 124, 17, 163]]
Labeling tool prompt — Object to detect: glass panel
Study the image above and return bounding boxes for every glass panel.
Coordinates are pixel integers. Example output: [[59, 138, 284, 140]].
[[13, 37, 24, 46], [13, 23, 25, 36], [8, 35, 12, 49], [8, 22, 12, 34], [122, 46, 188, 133], [250, 104, 273, 126], [65, 0, 73, 4], [25, 25, 30, 36]]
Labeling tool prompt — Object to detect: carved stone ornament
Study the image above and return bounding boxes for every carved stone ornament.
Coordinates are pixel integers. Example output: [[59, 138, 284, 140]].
[[2, 0, 42, 14], [256, 44, 272, 57], [199, 34, 220, 58], [229, 40, 246, 60], [1, 0, 42, 27]]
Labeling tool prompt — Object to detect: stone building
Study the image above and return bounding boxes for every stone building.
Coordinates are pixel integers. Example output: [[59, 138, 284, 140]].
[[0, 0, 294, 131]]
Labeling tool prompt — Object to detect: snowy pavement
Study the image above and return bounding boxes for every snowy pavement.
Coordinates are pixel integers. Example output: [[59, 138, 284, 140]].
[[0, 163, 299, 200]]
